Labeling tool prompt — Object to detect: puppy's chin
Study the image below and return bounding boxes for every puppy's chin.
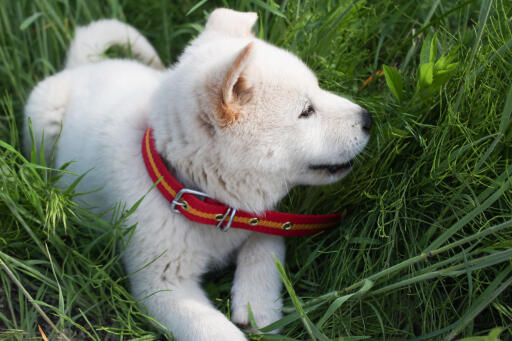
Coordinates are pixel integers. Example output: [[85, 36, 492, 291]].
[[297, 166, 352, 186]]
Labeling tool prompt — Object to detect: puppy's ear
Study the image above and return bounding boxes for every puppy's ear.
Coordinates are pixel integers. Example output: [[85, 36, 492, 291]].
[[205, 8, 258, 37], [217, 42, 255, 126]]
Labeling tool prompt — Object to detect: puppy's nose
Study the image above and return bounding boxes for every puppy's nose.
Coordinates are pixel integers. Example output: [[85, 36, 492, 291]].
[[361, 109, 372, 132]]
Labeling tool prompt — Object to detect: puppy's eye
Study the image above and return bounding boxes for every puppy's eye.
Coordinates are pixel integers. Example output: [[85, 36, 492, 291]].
[[299, 105, 315, 119]]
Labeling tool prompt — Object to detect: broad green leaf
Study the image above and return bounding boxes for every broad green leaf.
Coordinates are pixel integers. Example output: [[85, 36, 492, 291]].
[[431, 66, 458, 88], [445, 62, 459, 71], [383, 65, 403, 104], [420, 32, 433, 65], [435, 51, 457, 70], [429, 33, 438, 63], [418, 62, 434, 88]]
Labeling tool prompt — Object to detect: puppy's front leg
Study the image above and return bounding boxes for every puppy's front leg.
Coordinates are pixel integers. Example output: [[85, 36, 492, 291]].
[[231, 233, 285, 331], [134, 275, 247, 341]]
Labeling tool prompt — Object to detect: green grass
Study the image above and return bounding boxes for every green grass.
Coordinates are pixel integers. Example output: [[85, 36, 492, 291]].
[[1, 0, 511, 340]]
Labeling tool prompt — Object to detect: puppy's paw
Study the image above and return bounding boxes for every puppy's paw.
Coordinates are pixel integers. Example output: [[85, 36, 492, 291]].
[[206, 327, 248, 341], [231, 302, 282, 334], [186, 317, 248, 341]]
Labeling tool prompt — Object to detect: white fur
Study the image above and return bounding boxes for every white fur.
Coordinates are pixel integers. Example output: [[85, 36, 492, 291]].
[[65, 19, 164, 70], [24, 9, 370, 341]]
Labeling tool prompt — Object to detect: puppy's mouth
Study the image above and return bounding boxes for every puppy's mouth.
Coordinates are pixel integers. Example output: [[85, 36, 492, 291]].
[[309, 161, 352, 174]]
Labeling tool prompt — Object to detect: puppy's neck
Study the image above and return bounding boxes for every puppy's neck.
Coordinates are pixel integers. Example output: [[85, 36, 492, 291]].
[[153, 133, 288, 214]]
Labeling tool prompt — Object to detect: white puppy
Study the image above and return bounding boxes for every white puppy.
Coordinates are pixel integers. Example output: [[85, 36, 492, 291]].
[[24, 9, 371, 341]]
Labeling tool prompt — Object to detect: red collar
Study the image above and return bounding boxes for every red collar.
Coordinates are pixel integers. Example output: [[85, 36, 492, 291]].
[[142, 128, 345, 236]]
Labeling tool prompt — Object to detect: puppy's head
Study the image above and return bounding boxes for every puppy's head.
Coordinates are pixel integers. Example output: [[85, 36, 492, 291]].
[[201, 9, 370, 184], [154, 9, 371, 210]]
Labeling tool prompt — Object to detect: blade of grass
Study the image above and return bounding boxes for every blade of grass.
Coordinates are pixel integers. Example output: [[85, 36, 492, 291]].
[[0, 256, 71, 341], [474, 85, 512, 172]]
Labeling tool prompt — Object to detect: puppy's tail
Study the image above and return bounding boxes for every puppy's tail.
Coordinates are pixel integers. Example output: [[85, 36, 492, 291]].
[[65, 19, 164, 70]]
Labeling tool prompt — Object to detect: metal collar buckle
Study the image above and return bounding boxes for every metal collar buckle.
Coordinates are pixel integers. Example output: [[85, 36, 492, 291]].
[[171, 188, 236, 232], [171, 188, 210, 213], [215, 207, 237, 232]]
